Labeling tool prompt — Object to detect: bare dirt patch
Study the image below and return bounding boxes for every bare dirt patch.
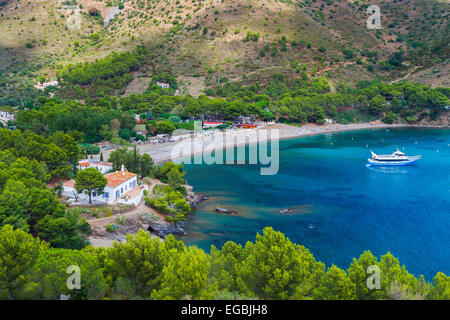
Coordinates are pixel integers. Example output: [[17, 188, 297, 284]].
[[178, 76, 206, 97], [124, 73, 151, 96]]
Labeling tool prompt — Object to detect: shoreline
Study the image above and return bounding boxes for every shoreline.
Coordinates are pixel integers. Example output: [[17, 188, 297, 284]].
[[141, 122, 449, 165], [96, 122, 449, 165], [88, 122, 448, 247]]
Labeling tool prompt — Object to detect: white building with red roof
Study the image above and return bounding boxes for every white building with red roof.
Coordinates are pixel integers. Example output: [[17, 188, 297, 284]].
[[78, 159, 113, 174], [63, 165, 145, 206], [156, 81, 170, 88]]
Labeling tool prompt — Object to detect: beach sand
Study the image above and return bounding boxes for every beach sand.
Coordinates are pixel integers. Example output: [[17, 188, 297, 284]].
[[97, 122, 441, 164]]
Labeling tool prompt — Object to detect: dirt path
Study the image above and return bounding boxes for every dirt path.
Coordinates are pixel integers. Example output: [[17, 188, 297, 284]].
[[390, 66, 421, 84]]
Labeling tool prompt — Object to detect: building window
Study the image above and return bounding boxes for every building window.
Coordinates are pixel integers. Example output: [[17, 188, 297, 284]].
[[116, 190, 120, 198], [103, 192, 109, 198], [121, 188, 123, 194]]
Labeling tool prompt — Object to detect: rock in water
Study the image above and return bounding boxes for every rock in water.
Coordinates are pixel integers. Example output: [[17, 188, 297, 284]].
[[214, 207, 237, 214]]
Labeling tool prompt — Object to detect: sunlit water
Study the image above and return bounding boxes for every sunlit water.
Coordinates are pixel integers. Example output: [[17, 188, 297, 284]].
[[182, 127, 450, 280]]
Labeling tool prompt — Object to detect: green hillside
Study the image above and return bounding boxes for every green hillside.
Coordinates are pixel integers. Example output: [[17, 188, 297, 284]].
[[0, 0, 448, 103]]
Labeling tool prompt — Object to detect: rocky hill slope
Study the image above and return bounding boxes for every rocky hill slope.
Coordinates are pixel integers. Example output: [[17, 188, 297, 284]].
[[0, 0, 448, 99]]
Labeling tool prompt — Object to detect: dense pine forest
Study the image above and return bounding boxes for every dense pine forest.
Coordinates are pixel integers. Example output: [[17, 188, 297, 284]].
[[2, 225, 450, 300]]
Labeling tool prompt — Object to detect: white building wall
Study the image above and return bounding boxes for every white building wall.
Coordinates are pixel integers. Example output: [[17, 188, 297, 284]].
[[99, 176, 138, 204], [63, 176, 140, 205]]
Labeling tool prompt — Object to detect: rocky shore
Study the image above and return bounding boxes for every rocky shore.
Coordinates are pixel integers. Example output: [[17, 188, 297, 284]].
[[87, 180, 204, 247], [185, 184, 203, 207], [144, 183, 204, 239]]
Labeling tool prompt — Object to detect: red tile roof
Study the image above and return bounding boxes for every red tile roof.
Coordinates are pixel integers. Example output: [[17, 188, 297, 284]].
[[104, 171, 136, 188], [95, 162, 113, 166], [78, 161, 113, 167]]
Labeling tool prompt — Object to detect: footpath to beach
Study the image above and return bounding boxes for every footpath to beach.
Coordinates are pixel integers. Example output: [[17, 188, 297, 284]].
[[97, 121, 447, 165]]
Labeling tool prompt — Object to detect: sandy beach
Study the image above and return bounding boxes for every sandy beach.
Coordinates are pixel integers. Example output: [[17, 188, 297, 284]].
[[97, 122, 446, 165]]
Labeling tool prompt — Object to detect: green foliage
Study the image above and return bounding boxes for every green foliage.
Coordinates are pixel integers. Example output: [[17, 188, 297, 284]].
[[342, 48, 354, 59], [0, 225, 45, 299], [57, 52, 141, 86], [427, 273, 450, 300], [105, 224, 116, 233], [241, 227, 325, 299], [210, 241, 246, 293], [244, 31, 260, 42], [0, 149, 73, 242], [24, 248, 106, 299], [153, 162, 185, 184], [35, 209, 91, 249], [145, 184, 190, 223], [79, 143, 100, 156], [383, 111, 398, 124], [156, 120, 176, 134], [74, 168, 107, 204], [15, 100, 136, 143], [368, 94, 388, 115], [1, 225, 449, 300], [0, 128, 75, 178], [152, 72, 178, 90], [108, 146, 153, 178], [104, 230, 169, 298], [24, 74, 444, 131], [313, 265, 356, 300], [356, 81, 448, 122], [348, 251, 384, 300], [55, 47, 148, 99], [167, 167, 186, 189], [152, 245, 216, 299]]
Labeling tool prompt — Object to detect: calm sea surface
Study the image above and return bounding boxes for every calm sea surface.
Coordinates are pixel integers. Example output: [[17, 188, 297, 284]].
[[182, 127, 450, 280]]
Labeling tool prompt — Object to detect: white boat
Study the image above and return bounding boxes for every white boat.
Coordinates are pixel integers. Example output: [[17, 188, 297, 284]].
[[367, 149, 421, 166]]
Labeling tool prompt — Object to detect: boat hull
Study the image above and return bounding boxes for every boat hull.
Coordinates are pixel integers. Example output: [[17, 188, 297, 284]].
[[367, 157, 421, 166]]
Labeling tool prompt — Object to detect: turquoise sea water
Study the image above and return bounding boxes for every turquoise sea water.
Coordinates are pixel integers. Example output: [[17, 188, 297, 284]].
[[182, 127, 450, 280]]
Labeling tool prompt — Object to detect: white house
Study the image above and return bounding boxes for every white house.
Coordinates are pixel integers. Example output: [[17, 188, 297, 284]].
[[35, 80, 59, 91], [0, 110, 15, 126], [156, 82, 170, 89], [78, 160, 113, 174], [63, 167, 146, 206]]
